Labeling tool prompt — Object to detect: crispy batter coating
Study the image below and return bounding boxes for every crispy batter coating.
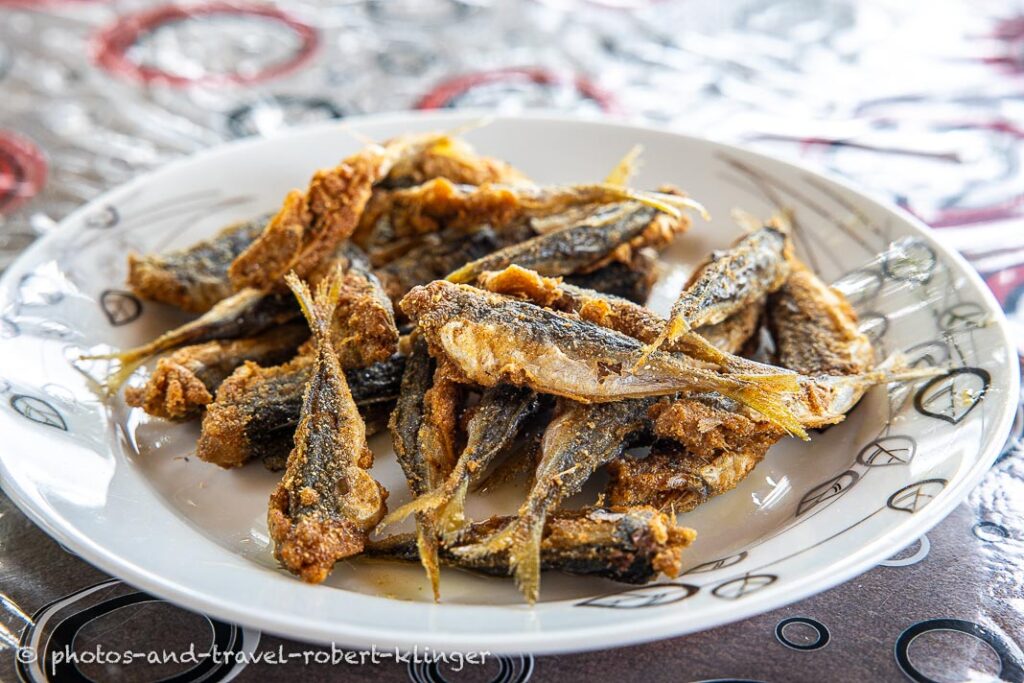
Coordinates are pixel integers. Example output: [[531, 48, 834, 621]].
[[125, 324, 308, 420], [127, 216, 268, 313], [769, 259, 874, 376], [381, 135, 528, 189]]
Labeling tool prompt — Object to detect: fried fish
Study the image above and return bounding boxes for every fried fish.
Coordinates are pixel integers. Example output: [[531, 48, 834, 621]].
[[267, 269, 388, 583], [367, 506, 695, 585], [127, 214, 269, 313]]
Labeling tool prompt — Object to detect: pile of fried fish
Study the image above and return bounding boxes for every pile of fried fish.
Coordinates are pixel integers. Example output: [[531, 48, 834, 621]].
[[88, 131, 929, 604]]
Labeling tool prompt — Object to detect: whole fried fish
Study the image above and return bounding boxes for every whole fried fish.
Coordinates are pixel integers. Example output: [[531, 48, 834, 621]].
[[267, 269, 388, 583], [382, 384, 541, 538], [367, 507, 695, 585], [402, 280, 805, 438], [455, 398, 655, 603], [639, 223, 791, 361]]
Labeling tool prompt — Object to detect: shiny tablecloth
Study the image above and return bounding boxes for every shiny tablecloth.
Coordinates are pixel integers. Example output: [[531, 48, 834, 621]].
[[1, 1, 1022, 681]]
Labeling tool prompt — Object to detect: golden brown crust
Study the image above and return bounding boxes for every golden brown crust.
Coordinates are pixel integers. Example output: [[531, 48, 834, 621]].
[[230, 153, 383, 291], [769, 260, 874, 376]]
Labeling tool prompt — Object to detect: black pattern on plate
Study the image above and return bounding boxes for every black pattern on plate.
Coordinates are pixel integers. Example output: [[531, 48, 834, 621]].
[[796, 470, 860, 517], [913, 367, 991, 424], [856, 435, 917, 467], [577, 583, 699, 609], [711, 574, 777, 600], [886, 479, 948, 514], [684, 551, 748, 575], [10, 394, 67, 431], [937, 302, 987, 332], [99, 289, 143, 326]]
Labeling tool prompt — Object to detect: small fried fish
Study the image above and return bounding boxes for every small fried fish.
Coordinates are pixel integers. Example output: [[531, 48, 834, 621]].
[[267, 269, 388, 583], [127, 214, 269, 313], [455, 398, 655, 603], [381, 384, 540, 537], [446, 202, 690, 284], [768, 258, 874, 376], [639, 223, 791, 361], [125, 323, 308, 420], [367, 506, 695, 585], [402, 280, 805, 438]]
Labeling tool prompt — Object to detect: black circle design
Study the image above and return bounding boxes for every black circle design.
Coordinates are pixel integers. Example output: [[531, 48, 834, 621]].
[[796, 470, 860, 517], [894, 618, 1024, 683], [99, 289, 143, 326], [856, 435, 917, 467], [913, 367, 991, 424], [226, 96, 344, 139], [973, 520, 1010, 542], [712, 574, 777, 600], [775, 617, 830, 651], [84, 204, 119, 229], [883, 238, 937, 284], [10, 394, 67, 431], [577, 582, 699, 609], [938, 302, 987, 332], [887, 479, 948, 514], [17, 579, 255, 683], [407, 653, 534, 683], [684, 551, 748, 575]]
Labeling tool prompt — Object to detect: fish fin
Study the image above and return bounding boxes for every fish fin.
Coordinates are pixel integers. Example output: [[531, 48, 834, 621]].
[[380, 486, 450, 528], [604, 145, 643, 187], [732, 372, 801, 393], [508, 518, 545, 605], [437, 479, 471, 542], [731, 381, 808, 440], [449, 521, 517, 560], [415, 516, 442, 602], [445, 263, 475, 284]]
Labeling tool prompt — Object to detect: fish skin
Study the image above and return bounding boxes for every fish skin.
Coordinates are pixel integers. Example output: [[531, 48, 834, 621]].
[[401, 280, 804, 438], [447, 203, 686, 284], [645, 224, 790, 356], [365, 506, 696, 585], [267, 268, 388, 584], [563, 247, 659, 305], [197, 353, 406, 469], [127, 214, 270, 313]]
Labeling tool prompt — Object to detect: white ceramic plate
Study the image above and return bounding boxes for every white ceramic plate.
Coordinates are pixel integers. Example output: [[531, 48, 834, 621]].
[[0, 112, 1017, 655]]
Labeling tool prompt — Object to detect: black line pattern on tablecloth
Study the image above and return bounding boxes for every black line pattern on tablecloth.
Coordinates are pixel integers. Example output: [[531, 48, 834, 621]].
[[775, 617, 831, 651], [408, 653, 534, 683], [894, 618, 1024, 683]]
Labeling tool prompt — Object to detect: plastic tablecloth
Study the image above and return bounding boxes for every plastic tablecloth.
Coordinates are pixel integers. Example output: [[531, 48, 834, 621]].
[[1, 1, 1022, 681]]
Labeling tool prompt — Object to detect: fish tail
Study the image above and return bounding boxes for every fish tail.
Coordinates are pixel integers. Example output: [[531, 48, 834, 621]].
[[508, 517, 545, 605], [732, 372, 801, 393], [285, 265, 343, 342], [436, 478, 470, 539], [730, 379, 808, 440], [78, 346, 157, 394], [604, 145, 643, 187], [868, 353, 947, 384], [380, 483, 452, 528], [414, 515, 442, 602]]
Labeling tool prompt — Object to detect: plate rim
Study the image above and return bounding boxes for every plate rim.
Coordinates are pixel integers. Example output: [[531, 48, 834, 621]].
[[0, 110, 1018, 655]]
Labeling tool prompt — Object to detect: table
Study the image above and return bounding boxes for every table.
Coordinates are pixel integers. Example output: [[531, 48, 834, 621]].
[[1, 1, 1021, 680]]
